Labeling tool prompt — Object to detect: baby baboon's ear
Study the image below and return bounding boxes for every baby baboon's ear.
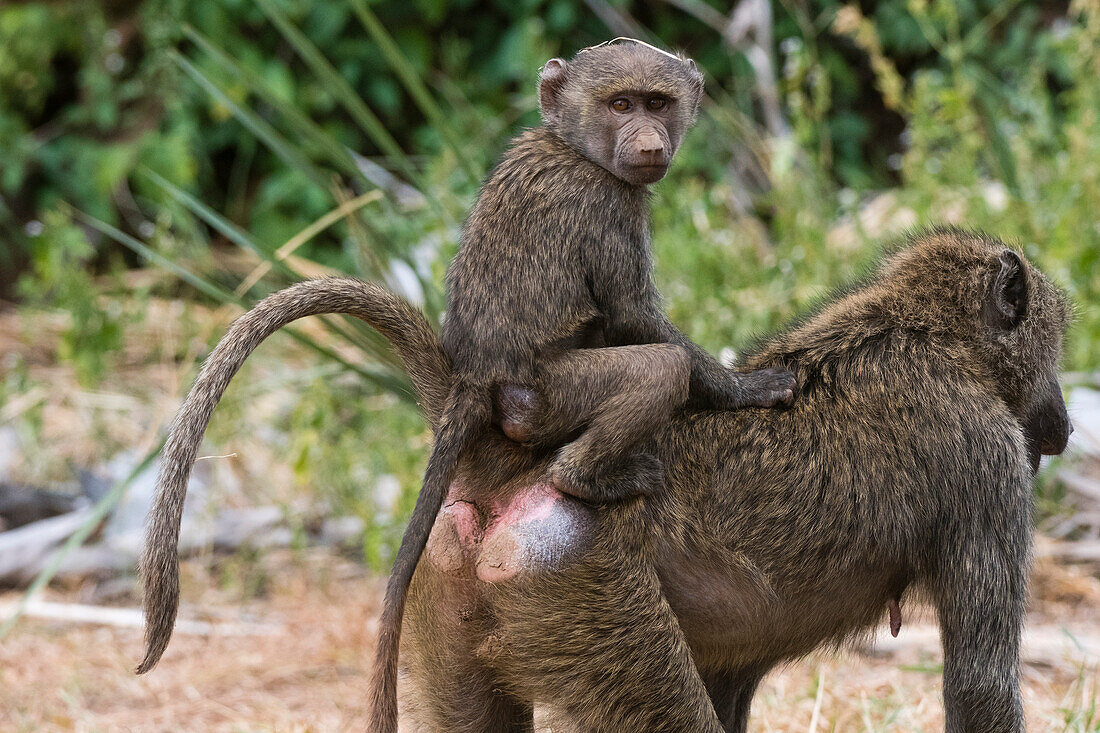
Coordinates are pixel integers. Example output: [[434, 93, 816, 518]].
[[539, 58, 569, 127], [985, 249, 1029, 330], [682, 57, 705, 116]]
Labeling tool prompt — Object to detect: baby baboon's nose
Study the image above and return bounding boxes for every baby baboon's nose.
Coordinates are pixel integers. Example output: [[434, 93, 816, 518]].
[[637, 131, 663, 154]]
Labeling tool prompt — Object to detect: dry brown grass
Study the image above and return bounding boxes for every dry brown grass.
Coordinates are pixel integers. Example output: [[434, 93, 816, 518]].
[[1, 551, 1098, 732], [1, 551, 382, 732]]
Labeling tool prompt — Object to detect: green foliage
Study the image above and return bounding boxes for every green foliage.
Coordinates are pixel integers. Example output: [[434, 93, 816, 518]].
[[17, 210, 131, 384], [0, 2, 190, 225], [889, 4, 1100, 368], [5, 0, 1100, 566], [284, 377, 427, 569], [1, 0, 1084, 265]]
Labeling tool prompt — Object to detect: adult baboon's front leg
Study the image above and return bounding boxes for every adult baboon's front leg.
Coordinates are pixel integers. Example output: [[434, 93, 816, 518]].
[[489, 507, 723, 733], [934, 523, 1028, 732]]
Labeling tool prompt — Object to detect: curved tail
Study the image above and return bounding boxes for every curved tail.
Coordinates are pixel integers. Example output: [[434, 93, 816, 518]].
[[137, 278, 450, 674], [367, 381, 491, 733]]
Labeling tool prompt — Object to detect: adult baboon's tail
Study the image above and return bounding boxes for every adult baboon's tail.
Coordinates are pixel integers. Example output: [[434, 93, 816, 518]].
[[137, 278, 450, 675], [367, 380, 491, 733]]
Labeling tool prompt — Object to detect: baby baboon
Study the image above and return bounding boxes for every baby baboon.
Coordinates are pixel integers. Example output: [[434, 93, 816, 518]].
[[135, 40, 794, 732], [391, 230, 1071, 732], [371, 39, 792, 732]]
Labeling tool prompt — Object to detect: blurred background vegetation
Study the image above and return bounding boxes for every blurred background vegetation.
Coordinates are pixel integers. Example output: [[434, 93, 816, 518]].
[[1, 0, 1099, 562]]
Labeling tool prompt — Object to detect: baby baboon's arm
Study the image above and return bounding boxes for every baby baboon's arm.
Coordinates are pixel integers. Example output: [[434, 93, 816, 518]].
[[591, 240, 794, 410]]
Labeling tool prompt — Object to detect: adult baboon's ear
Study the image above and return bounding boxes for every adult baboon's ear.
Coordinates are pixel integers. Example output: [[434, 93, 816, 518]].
[[985, 249, 1029, 330], [539, 58, 568, 127]]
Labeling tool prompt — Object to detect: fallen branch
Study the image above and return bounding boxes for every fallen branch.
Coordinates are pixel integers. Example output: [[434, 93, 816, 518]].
[[0, 596, 280, 636], [865, 622, 1100, 671], [1040, 540, 1100, 564], [0, 508, 95, 585], [1058, 469, 1100, 504]]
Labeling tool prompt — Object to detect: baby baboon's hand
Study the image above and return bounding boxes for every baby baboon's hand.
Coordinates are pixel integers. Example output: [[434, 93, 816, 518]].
[[731, 366, 796, 408]]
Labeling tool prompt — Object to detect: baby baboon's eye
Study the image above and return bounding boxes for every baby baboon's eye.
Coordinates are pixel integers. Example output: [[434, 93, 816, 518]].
[[610, 98, 632, 113], [647, 97, 668, 111]]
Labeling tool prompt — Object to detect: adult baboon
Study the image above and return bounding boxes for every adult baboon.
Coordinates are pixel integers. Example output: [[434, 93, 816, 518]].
[[137, 230, 1071, 732], [400, 229, 1072, 732]]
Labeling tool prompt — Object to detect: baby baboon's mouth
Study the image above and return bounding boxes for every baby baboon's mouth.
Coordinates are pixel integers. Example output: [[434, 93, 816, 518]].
[[624, 163, 669, 184]]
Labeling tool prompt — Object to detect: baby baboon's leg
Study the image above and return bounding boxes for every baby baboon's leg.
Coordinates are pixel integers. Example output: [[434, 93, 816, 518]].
[[534, 344, 690, 502]]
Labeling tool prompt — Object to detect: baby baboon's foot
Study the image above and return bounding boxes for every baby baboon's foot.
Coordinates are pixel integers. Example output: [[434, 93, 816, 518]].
[[550, 452, 663, 503], [496, 383, 540, 443], [733, 366, 796, 408]]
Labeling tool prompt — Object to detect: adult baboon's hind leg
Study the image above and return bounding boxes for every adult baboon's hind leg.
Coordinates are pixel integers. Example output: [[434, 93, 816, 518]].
[[402, 569, 534, 733], [489, 509, 723, 733]]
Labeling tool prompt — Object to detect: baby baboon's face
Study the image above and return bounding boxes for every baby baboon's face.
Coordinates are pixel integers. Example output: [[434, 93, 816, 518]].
[[538, 41, 705, 186]]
